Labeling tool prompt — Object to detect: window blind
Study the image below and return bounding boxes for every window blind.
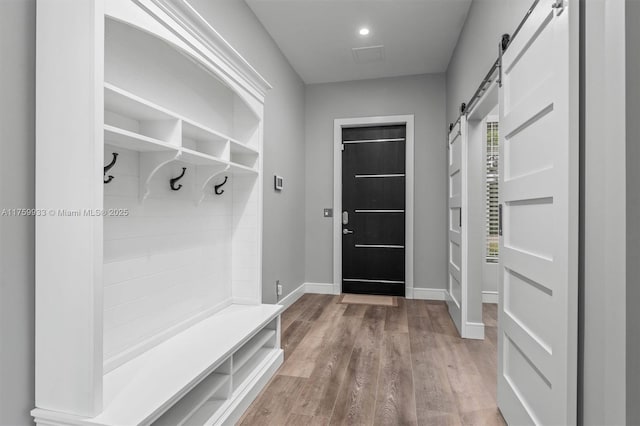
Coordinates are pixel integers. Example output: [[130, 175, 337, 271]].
[[486, 121, 499, 263]]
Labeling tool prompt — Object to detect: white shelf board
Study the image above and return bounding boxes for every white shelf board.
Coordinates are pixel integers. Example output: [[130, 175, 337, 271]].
[[182, 119, 229, 145], [104, 125, 179, 152], [153, 373, 229, 426], [232, 347, 276, 392], [87, 303, 283, 426], [179, 148, 228, 167], [228, 162, 258, 175], [229, 139, 259, 156], [104, 83, 177, 121], [184, 399, 227, 426], [232, 329, 275, 373], [105, 83, 257, 150]]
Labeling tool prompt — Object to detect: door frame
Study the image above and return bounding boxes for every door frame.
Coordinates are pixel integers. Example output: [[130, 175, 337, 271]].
[[333, 115, 414, 296]]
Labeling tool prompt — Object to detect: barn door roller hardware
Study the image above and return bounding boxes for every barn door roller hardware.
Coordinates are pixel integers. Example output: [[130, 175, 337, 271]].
[[501, 33, 511, 52], [170, 167, 187, 191], [214, 176, 228, 195], [498, 33, 510, 88], [552, 0, 565, 15], [103, 152, 118, 184]]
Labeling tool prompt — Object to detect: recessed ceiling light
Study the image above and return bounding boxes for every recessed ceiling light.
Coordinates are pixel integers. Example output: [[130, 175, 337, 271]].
[[359, 27, 370, 36]]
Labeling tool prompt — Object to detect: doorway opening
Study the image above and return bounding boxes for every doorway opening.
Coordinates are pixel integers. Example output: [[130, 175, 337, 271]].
[[333, 115, 414, 297], [482, 110, 500, 303]]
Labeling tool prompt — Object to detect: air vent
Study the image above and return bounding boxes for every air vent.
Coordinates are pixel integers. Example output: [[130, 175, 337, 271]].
[[352, 45, 385, 64]]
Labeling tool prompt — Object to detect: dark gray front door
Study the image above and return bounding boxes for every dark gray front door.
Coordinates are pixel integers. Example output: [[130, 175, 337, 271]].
[[341, 125, 406, 296]]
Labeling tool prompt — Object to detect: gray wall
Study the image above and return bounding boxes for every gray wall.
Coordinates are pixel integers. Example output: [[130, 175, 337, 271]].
[[445, 0, 531, 124], [0, 1, 36, 425], [627, 0, 640, 423], [304, 74, 447, 289], [0, 0, 305, 423]]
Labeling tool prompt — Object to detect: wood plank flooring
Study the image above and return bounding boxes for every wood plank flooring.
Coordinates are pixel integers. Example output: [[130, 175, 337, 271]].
[[238, 294, 505, 426]]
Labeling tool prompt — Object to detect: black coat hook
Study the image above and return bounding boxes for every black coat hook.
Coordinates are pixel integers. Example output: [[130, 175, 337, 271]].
[[170, 167, 187, 191], [214, 176, 228, 195], [104, 153, 119, 184]]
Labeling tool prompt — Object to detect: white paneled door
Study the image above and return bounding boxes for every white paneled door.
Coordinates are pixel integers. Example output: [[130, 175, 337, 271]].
[[447, 117, 466, 336], [497, 0, 578, 424]]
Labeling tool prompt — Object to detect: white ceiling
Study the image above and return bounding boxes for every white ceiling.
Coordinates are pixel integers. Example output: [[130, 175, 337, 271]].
[[245, 0, 472, 84]]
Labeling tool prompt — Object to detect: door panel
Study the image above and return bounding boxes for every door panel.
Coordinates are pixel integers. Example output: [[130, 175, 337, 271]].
[[447, 118, 465, 335], [497, 0, 577, 424], [353, 179, 405, 208], [355, 212, 405, 245], [342, 125, 406, 296], [342, 248, 405, 280]]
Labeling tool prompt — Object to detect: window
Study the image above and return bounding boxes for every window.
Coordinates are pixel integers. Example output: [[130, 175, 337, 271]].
[[486, 120, 499, 263]]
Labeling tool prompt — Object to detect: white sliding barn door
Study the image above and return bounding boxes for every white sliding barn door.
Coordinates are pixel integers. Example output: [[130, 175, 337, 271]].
[[447, 117, 467, 336], [497, 0, 578, 424]]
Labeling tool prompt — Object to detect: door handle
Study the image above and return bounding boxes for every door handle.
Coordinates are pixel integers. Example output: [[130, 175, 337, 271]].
[[343, 229, 354, 235], [342, 211, 349, 225]]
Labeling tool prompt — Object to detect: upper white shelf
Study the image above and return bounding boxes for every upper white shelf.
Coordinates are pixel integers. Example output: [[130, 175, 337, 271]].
[[179, 148, 228, 167], [105, 83, 176, 122], [182, 118, 230, 147], [228, 162, 259, 175], [104, 83, 256, 150], [104, 125, 178, 152], [230, 139, 259, 156], [104, 128, 258, 176], [104, 83, 259, 175], [86, 304, 282, 426]]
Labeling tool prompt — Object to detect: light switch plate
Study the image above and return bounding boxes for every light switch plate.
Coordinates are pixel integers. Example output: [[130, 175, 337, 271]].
[[274, 175, 283, 191], [323, 208, 333, 217]]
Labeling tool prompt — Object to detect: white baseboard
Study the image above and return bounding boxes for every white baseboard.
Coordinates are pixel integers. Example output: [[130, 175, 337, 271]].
[[463, 322, 485, 340], [304, 282, 337, 295], [278, 283, 305, 309], [412, 287, 448, 301], [482, 291, 499, 304], [290, 284, 446, 300]]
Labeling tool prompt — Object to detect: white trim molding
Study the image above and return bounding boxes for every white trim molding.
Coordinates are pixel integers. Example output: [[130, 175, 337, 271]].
[[333, 115, 415, 297], [464, 322, 485, 340], [412, 287, 448, 301], [304, 282, 338, 295], [482, 291, 499, 304], [145, 0, 273, 98], [278, 283, 306, 310]]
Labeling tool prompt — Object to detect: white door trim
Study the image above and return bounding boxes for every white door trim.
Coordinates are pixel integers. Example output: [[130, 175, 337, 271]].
[[333, 115, 414, 296]]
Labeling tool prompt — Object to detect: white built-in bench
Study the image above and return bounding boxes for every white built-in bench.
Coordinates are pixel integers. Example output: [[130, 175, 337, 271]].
[[33, 304, 283, 426]]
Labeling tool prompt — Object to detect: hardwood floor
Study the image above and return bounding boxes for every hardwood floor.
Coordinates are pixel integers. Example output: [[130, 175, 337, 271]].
[[238, 294, 505, 426]]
